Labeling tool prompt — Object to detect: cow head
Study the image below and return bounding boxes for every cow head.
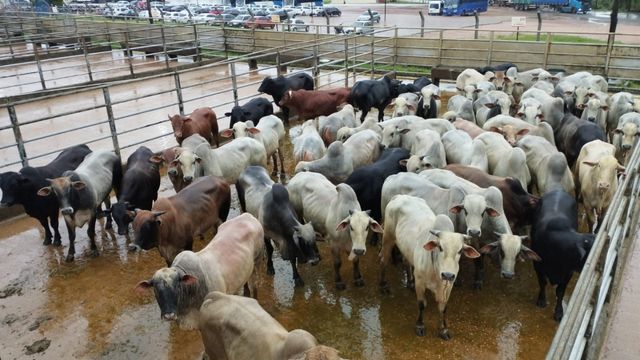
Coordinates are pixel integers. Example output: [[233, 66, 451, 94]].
[[220, 121, 260, 139], [37, 174, 87, 216], [489, 125, 529, 147], [336, 126, 353, 142], [516, 98, 544, 125], [448, 189, 500, 239], [582, 156, 625, 194], [257, 76, 275, 94], [336, 208, 383, 261], [578, 98, 608, 124], [480, 233, 540, 279], [420, 86, 440, 113], [278, 90, 294, 107], [110, 201, 137, 235], [169, 114, 189, 139], [175, 149, 201, 184], [612, 122, 640, 151], [391, 97, 414, 118], [380, 125, 410, 149], [0, 171, 31, 207], [292, 222, 321, 265], [131, 210, 166, 250], [423, 230, 479, 284], [135, 267, 198, 321]]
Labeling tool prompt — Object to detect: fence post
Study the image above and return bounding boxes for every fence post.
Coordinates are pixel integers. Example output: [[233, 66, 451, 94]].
[[32, 43, 47, 90], [438, 30, 443, 65], [80, 36, 93, 82], [604, 33, 615, 77], [229, 62, 239, 107], [102, 87, 121, 158], [536, 10, 542, 42], [276, 51, 282, 76], [352, 36, 356, 84], [174, 72, 185, 116], [344, 38, 349, 87], [393, 26, 398, 73], [418, 11, 425, 38], [313, 45, 319, 87], [223, 24, 229, 59], [123, 31, 135, 76], [8, 105, 29, 168], [4, 24, 14, 56], [370, 33, 375, 79], [474, 11, 479, 40], [487, 30, 494, 66], [105, 21, 111, 43], [325, 11, 330, 34], [543, 32, 551, 69], [192, 23, 201, 64], [161, 23, 170, 69]]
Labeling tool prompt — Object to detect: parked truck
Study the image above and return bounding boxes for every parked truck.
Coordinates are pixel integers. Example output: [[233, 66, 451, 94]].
[[428, 0, 444, 15], [512, 0, 591, 13]]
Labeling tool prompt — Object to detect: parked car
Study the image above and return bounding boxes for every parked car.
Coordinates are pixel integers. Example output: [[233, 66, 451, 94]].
[[269, 9, 289, 21], [174, 12, 190, 23], [223, 8, 239, 16], [210, 7, 224, 15], [228, 14, 252, 27], [359, 10, 380, 23], [320, 6, 341, 17], [284, 18, 309, 32], [193, 13, 219, 24], [342, 20, 374, 35], [215, 14, 235, 26], [244, 16, 275, 29]]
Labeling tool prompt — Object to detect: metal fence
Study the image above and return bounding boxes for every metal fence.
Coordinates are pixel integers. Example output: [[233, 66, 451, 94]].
[[0, 26, 394, 172], [546, 135, 640, 359]]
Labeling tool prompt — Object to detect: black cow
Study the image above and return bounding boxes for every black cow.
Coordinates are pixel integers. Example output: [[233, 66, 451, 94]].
[[237, 166, 320, 288], [555, 111, 607, 168], [108, 146, 161, 235], [397, 77, 432, 94], [349, 75, 402, 122], [224, 97, 273, 129], [345, 148, 410, 223], [531, 189, 595, 321], [476, 63, 518, 75], [0, 144, 91, 245], [416, 95, 439, 119], [257, 73, 314, 124]]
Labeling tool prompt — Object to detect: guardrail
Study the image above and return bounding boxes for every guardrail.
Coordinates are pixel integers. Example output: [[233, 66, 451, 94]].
[[0, 26, 394, 172], [547, 136, 640, 359]]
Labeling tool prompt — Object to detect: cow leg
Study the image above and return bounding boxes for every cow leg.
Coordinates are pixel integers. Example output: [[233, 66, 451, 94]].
[[282, 107, 290, 126], [377, 105, 385, 122], [535, 268, 548, 308], [265, 238, 275, 276], [277, 148, 285, 176], [353, 257, 364, 287], [438, 303, 451, 340], [379, 232, 396, 294], [554, 275, 572, 321], [405, 264, 415, 290], [271, 153, 278, 176], [248, 268, 259, 299], [65, 221, 76, 262], [88, 214, 99, 257], [332, 246, 345, 290], [360, 108, 369, 122], [38, 217, 53, 245], [103, 198, 113, 230], [473, 255, 485, 290], [291, 259, 304, 288], [415, 284, 427, 337], [50, 214, 62, 246]]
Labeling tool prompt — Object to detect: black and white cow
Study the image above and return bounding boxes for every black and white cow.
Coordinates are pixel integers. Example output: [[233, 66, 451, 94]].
[[257, 73, 315, 124]]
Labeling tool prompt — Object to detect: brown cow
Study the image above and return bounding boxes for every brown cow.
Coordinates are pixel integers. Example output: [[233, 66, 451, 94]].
[[445, 164, 539, 231], [149, 148, 187, 193], [169, 107, 219, 147], [130, 175, 231, 265], [279, 88, 351, 121], [453, 118, 485, 139], [199, 291, 345, 360]]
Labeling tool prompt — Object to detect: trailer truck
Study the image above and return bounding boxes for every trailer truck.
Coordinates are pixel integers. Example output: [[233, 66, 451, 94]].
[[512, 0, 591, 13]]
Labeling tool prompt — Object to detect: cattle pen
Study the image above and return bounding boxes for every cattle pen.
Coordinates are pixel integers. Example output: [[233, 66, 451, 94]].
[[1, 10, 640, 360]]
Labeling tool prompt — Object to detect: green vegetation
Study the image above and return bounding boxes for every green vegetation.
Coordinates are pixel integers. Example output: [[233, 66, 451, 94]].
[[323, 0, 332, 4], [496, 33, 608, 44]]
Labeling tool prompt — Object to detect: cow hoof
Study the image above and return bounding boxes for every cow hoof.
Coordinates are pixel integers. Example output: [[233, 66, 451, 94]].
[[294, 278, 305, 288], [439, 329, 452, 340], [553, 311, 563, 322], [105, 222, 113, 230], [266, 267, 275, 276], [91, 249, 100, 257], [335, 282, 346, 291], [43, 238, 52, 246], [415, 325, 425, 337], [65, 254, 75, 262], [473, 281, 483, 290], [379, 285, 390, 295], [354, 278, 365, 287], [536, 299, 547, 308]]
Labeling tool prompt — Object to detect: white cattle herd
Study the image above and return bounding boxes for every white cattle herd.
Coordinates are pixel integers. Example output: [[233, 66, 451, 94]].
[[2, 64, 639, 359]]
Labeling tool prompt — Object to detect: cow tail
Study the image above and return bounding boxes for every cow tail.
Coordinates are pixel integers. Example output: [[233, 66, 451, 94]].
[[220, 187, 232, 223], [112, 156, 124, 201]]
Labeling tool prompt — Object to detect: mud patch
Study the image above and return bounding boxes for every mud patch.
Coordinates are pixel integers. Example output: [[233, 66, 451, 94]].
[[0, 269, 30, 298], [28, 314, 53, 331], [3, 313, 25, 326], [24, 338, 51, 355]]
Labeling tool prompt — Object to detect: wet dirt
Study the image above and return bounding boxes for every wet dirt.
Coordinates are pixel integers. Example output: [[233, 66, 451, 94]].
[[0, 97, 564, 359]]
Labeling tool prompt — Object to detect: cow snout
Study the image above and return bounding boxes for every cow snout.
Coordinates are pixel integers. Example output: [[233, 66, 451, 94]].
[[162, 313, 177, 321], [309, 257, 320, 266], [598, 182, 610, 191], [353, 249, 365, 256], [168, 169, 178, 176], [587, 117, 596, 123], [467, 229, 481, 238], [128, 243, 141, 252], [61, 207, 74, 215], [441, 272, 455, 282], [622, 144, 632, 150], [501, 271, 515, 280], [117, 227, 128, 236], [183, 175, 193, 182]]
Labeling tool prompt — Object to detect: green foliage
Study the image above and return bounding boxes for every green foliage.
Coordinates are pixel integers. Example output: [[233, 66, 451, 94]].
[[323, 0, 332, 4], [496, 33, 609, 44]]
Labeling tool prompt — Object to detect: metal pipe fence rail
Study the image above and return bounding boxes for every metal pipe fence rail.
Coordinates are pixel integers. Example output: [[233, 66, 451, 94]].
[[0, 28, 389, 173], [546, 139, 640, 360]]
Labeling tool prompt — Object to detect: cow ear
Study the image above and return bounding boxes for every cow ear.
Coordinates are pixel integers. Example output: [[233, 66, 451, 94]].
[[582, 161, 598, 167], [473, 88, 483, 94], [504, 77, 512, 83], [126, 210, 137, 219], [247, 128, 261, 135], [485, 208, 500, 217], [484, 103, 496, 109], [183, 117, 193, 122], [449, 205, 463, 214], [407, 104, 416, 112], [37, 186, 52, 197], [516, 128, 530, 136], [195, 156, 202, 164], [537, 114, 544, 120], [181, 274, 198, 285], [399, 128, 411, 134], [390, 98, 396, 106], [463, 245, 481, 259], [224, 112, 232, 117], [369, 219, 383, 233], [617, 164, 626, 174], [601, 105, 609, 111], [149, 155, 164, 164], [399, 159, 408, 167], [433, 94, 441, 100], [336, 216, 350, 231], [520, 245, 541, 262], [134, 280, 153, 295], [612, 128, 623, 135], [220, 129, 234, 138], [423, 240, 439, 251], [72, 181, 86, 190], [315, 232, 325, 242], [577, 103, 587, 110], [516, 112, 525, 118], [489, 126, 503, 134], [479, 241, 499, 254]]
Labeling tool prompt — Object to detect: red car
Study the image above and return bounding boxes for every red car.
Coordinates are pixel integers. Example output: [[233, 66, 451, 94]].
[[244, 16, 276, 30], [209, 7, 223, 15]]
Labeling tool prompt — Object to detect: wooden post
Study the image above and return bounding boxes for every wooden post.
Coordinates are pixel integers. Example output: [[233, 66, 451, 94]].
[[370, 33, 375, 79], [229, 62, 239, 107], [8, 105, 29, 168], [80, 36, 93, 82], [102, 88, 121, 158], [543, 32, 551, 69], [161, 23, 169, 69], [193, 23, 201, 63], [123, 31, 135, 76], [487, 30, 494, 66], [174, 72, 185, 116], [344, 38, 349, 87], [32, 43, 47, 90]]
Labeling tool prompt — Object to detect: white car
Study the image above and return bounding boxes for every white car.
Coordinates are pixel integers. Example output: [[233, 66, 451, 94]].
[[174, 12, 190, 23], [343, 20, 374, 35], [193, 13, 218, 24], [359, 10, 380, 23], [228, 14, 252, 27], [285, 18, 309, 32]]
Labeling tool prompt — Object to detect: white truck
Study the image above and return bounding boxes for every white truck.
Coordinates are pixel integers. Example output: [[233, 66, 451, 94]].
[[428, 0, 444, 15]]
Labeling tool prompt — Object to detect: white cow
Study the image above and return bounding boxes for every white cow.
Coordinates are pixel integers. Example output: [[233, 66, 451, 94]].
[[391, 92, 420, 117], [612, 112, 640, 164], [292, 120, 326, 164], [379, 195, 480, 338], [515, 135, 575, 196], [474, 132, 531, 189], [516, 97, 544, 125], [336, 115, 381, 142], [441, 130, 488, 172], [317, 104, 360, 145], [403, 128, 446, 172], [521, 88, 565, 131], [483, 115, 556, 146]]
